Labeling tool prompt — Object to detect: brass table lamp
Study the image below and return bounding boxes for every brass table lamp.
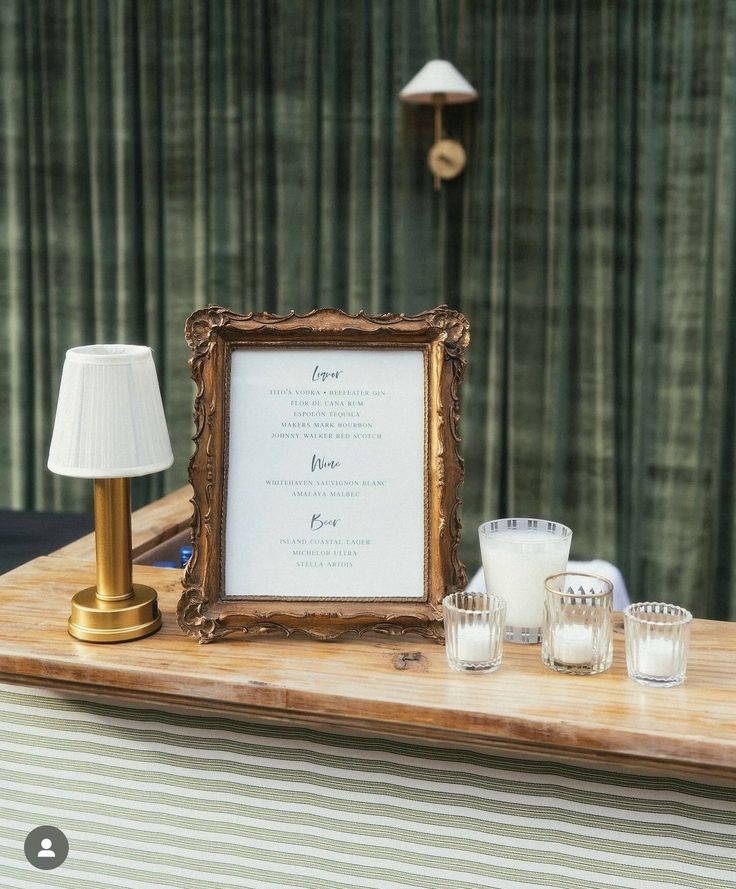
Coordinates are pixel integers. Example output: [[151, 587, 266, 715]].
[[48, 345, 174, 643]]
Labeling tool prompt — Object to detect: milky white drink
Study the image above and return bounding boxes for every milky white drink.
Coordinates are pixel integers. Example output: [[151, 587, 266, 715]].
[[478, 520, 572, 643]]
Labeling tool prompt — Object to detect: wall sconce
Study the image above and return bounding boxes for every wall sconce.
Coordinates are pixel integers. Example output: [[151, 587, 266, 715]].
[[400, 59, 478, 190]]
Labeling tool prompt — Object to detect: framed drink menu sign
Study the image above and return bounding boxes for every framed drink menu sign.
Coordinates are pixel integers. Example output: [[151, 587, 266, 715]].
[[177, 306, 469, 643]]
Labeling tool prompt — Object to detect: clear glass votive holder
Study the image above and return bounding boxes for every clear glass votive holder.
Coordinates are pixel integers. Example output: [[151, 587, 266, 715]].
[[442, 591, 507, 673], [624, 602, 692, 688], [478, 518, 573, 645], [542, 573, 613, 675]]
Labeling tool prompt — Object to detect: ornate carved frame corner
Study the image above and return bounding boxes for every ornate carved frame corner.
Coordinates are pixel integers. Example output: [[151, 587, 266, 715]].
[[177, 305, 469, 643]]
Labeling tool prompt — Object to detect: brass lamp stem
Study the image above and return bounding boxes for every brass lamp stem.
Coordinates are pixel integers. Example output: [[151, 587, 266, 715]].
[[94, 478, 133, 601], [67, 477, 162, 643], [433, 93, 445, 191]]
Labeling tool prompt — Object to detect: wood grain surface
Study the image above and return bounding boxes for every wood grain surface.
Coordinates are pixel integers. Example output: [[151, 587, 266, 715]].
[[52, 486, 193, 561], [2, 487, 735, 781]]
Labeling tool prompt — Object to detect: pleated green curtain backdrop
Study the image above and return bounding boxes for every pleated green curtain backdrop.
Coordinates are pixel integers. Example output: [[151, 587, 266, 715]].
[[1, 0, 735, 618]]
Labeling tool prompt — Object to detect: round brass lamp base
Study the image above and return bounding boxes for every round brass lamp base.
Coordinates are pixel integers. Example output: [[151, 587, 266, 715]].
[[68, 584, 162, 643]]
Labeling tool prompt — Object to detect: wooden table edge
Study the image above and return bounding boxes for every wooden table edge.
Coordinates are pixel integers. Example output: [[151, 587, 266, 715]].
[[4, 486, 736, 785], [0, 652, 734, 785]]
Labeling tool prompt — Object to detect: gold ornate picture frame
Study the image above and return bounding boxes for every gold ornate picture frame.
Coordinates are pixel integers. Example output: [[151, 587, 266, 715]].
[[177, 305, 468, 643]]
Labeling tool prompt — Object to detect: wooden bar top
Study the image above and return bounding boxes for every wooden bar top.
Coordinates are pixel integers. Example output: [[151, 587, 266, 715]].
[[1, 488, 735, 781]]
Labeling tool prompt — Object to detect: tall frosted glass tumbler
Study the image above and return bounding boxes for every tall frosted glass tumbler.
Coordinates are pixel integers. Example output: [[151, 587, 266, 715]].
[[478, 519, 573, 643]]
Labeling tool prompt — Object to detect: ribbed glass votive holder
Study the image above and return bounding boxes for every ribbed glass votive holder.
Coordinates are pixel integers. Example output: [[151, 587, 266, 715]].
[[442, 591, 507, 673], [542, 573, 613, 675], [624, 602, 692, 688]]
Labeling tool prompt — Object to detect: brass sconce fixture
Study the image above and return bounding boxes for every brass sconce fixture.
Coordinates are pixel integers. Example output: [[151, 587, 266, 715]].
[[400, 59, 478, 189]]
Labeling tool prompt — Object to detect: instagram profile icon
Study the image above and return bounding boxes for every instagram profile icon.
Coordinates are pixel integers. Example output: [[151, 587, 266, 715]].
[[24, 826, 69, 871]]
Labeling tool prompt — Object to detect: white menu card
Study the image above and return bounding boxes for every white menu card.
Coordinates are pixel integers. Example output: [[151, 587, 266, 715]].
[[224, 347, 427, 599]]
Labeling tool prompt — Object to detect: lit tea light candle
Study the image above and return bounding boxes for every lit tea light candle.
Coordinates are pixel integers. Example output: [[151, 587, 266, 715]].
[[637, 637, 678, 679], [553, 625, 595, 665], [455, 624, 493, 662]]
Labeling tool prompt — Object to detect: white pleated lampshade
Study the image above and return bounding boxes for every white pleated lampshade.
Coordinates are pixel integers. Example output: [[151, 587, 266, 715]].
[[48, 345, 174, 479], [399, 59, 478, 105]]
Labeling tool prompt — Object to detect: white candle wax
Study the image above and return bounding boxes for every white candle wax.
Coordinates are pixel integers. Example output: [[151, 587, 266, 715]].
[[553, 624, 595, 665], [638, 637, 678, 678], [455, 624, 493, 662], [480, 528, 571, 630]]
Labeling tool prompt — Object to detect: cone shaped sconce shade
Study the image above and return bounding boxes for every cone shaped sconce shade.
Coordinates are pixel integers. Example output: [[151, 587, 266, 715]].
[[399, 59, 478, 105], [48, 345, 174, 479]]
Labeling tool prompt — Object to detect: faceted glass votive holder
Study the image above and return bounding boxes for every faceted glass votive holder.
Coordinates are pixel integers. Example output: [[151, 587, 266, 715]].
[[478, 518, 572, 645], [442, 591, 507, 673], [542, 572, 613, 675], [624, 602, 692, 688]]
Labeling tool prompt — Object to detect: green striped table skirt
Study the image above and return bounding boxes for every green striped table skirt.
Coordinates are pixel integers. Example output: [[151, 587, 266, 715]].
[[0, 682, 734, 888]]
